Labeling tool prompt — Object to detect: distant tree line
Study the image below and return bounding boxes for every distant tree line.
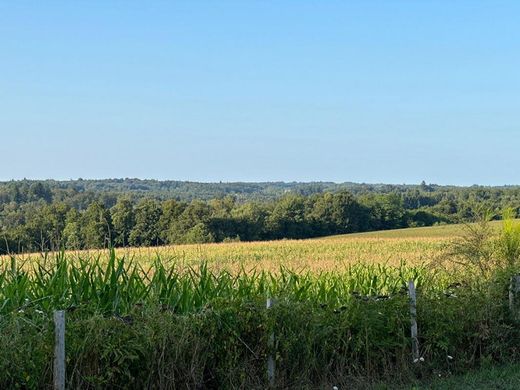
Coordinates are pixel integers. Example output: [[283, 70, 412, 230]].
[[1, 180, 519, 253]]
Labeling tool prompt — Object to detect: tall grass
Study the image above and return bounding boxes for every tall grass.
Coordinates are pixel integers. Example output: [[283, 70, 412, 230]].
[[2, 215, 520, 388], [0, 250, 436, 316], [0, 248, 519, 388]]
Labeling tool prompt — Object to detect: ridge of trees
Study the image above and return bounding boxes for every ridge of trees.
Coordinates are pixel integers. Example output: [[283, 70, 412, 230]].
[[1, 179, 519, 253]]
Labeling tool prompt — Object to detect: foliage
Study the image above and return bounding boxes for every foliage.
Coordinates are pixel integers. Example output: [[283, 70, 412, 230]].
[[496, 208, 520, 268], [1, 179, 520, 254], [0, 249, 520, 388], [444, 209, 520, 275]]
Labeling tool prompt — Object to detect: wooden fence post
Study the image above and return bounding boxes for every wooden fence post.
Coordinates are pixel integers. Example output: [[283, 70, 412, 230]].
[[54, 310, 66, 390], [509, 275, 520, 320], [408, 280, 420, 363], [266, 298, 275, 387]]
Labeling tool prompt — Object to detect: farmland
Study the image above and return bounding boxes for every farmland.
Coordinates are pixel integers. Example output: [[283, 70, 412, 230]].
[[5, 0, 520, 387], [2, 219, 520, 388], [3, 179, 520, 257], [11, 220, 495, 274], [123, 224, 452, 272]]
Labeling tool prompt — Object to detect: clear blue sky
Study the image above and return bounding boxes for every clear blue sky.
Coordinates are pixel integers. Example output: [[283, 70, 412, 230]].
[[1, 1, 519, 185]]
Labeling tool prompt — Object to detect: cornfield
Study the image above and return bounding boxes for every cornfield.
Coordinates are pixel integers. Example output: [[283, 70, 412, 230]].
[[0, 250, 437, 316], [0, 221, 518, 389]]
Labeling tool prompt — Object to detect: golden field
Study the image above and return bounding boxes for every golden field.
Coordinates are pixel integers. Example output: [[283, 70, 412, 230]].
[[125, 221, 506, 272], [6, 220, 504, 274]]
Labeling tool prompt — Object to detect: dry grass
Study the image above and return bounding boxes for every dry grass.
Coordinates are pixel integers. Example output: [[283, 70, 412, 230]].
[[116, 236, 443, 273], [4, 221, 505, 274]]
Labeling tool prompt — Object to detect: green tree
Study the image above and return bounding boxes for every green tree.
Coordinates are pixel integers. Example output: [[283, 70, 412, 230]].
[[62, 209, 82, 249], [267, 195, 312, 239], [20, 202, 69, 251], [183, 223, 215, 244], [111, 197, 135, 247], [310, 191, 368, 235], [231, 201, 269, 241], [167, 200, 213, 243], [81, 202, 113, 248], [129, 199, 162, 246], [28, 182, 53, 202], [360, 193, 406, 230], [158, 199, 186, 244]]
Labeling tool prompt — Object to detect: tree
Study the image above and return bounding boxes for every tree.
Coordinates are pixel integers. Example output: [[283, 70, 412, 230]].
[[111, 197, 135, 246], [360, 193, 406, 230], [208, 196, 239, 241], [28, 182, 53, 203], [267, 195, 312, 239], [81, 202, 113, 248], [20, 202, 69, 251], [310, 191, 368, 235], [167, 200, 213, 244], [183, 223, 214, 244], [129, 199, 162, 246], [158, 199, 186, 244], [231, 201, 269, 241], [62, 209, 82, 249], [42, 202, 69, 250]]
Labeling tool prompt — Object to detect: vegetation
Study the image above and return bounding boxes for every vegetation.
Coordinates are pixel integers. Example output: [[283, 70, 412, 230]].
[[1, 217, 520, 388], [413, 363, 520, 390], [2, 179, 520, 254], [3, 218, 465, 275]]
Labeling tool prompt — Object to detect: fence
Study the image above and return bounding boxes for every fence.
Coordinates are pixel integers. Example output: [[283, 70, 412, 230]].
[[52, 276, 504, 388], [49, 274, 520, 388]]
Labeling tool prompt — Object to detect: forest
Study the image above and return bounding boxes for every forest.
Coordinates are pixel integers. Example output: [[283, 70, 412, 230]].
[[1, 179, 520, 254]]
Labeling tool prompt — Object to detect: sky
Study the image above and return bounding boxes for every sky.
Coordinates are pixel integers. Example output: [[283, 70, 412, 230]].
[[0, 1, 519, 185]]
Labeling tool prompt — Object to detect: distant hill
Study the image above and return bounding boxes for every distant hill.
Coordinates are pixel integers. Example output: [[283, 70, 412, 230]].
[[2, 178, 518, 202], [1, 178, 520, 255]]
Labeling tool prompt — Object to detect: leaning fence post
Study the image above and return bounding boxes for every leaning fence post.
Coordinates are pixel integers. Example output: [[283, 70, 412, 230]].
[[509, 275, 520, 320], [54, 310, 66, 390], [266, 297, 275, 387], [408, 280, 420, 363]]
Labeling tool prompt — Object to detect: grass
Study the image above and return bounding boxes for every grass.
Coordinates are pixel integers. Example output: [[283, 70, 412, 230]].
[[413, 362, 520, 389], [15, 220, 512, 276], [3, 220, 482, 275], [334, 220, 504, 239], [0, 249, 434, 315], [0, 257, 517, 388], [1, 219, 519, 388]]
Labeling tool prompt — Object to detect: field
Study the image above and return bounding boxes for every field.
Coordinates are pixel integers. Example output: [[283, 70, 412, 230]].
[[43, 221, 502, 281], [103, 221, 505, 271], [19, 220, 499, 274], [1, 220, 519, 389]]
